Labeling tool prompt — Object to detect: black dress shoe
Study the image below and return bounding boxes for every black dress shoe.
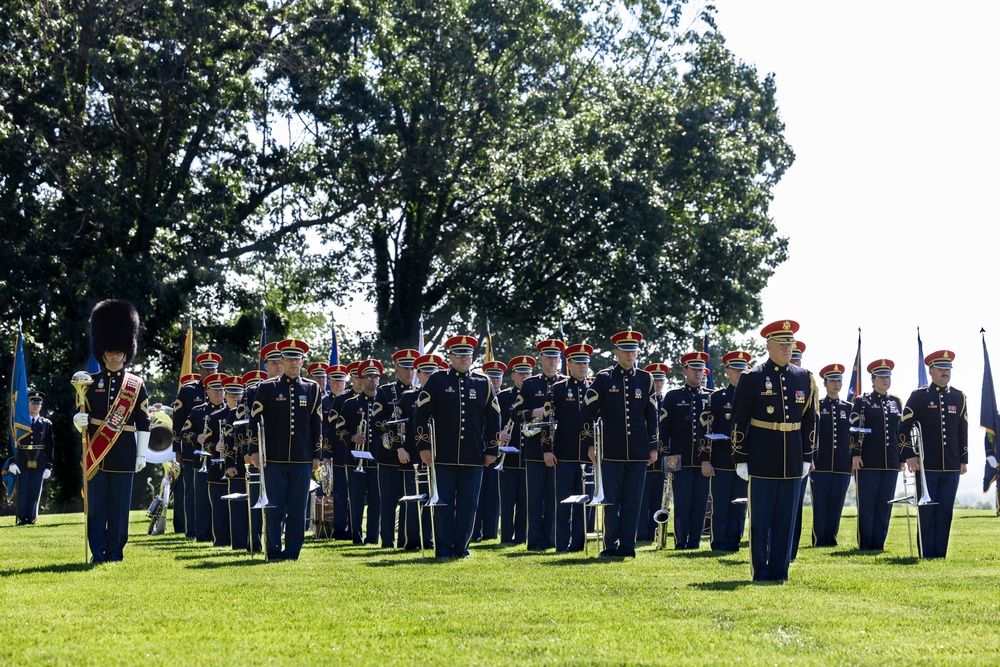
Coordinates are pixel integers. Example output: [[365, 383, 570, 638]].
[[617, 547, 636, 558], [599, 549, 620, 558]]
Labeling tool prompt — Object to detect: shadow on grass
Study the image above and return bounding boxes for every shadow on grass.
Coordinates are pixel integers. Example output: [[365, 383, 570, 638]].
[[828, 548, 884, 558], [0, 562, 94, 577], [184, 558, 270, 570], [882, 556, 919, 565], [173, 550, 253, 561], [688, 580, 757, 591], [660, 549, 721, 559]]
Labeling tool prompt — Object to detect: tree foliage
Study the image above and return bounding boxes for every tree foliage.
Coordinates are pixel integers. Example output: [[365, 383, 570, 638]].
[[0, 0, 792, 511]]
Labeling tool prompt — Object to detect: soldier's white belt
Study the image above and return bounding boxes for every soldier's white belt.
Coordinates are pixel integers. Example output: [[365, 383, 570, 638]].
[[90, 418, 135, 432], [750, 418, 800, 432]]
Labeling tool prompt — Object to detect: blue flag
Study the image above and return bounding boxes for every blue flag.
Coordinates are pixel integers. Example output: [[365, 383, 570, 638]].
[[916, 327, 928, 388], [981, 329, 998, 494], [846, 329, 862, 402], [6, 325, 31, 501], [329, 321, 340, 366], [702, 322, 714, 390]]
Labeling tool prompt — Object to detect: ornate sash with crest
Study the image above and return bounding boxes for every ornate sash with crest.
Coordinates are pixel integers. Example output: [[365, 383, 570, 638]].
[[85, 372, 143, 480]]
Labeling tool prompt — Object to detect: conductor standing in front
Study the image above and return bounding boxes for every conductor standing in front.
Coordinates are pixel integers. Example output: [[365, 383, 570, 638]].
[[730, 320, 816, 582]]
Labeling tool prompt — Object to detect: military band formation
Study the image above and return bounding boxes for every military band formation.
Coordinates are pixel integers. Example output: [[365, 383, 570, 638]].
[[9, 300, 972, 582]]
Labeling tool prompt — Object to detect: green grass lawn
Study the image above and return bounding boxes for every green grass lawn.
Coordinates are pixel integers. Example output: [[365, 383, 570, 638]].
[[2, 507, 998, 666]]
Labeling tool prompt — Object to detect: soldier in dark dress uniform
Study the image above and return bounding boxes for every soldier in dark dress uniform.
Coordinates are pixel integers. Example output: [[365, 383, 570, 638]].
[[700, 351, 752, 552], [474, 360, 507, 542], [373, 349, 418, 548], [73, 299, 151, 564], [899, 349, 968, 559], [662, 351, 712, 550], [849, 358, 903, 551], [9, 391, 55, 525], [512, 339, 567, 551], [181, 374, 225, 542], [206, 374, 242, 547], [731, 320, 816, 582], [638, 363, 669, 542], [811, 363, 853, 547], [413, 335, 502, 558], [545, 343, 593, 552], [338, 359, 382, 544], [249, 338, 322, 561], [172, 352, 221, 538], [498, 356, 533, 545], [238, 369, 267, 553], [581, 330, 659, 559], [788, 340, 812, 560], [397, 354, 447, 549], [325, 363, 354, 540]]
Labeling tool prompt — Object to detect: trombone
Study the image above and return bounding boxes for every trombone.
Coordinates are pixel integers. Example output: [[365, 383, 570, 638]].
[[251, 415, 275, 560], [399, 417, 443, 557], [909, 422, 936, 507]]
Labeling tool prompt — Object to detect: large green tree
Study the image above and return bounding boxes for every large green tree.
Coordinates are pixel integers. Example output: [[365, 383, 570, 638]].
[[0, 0, 792, 511]]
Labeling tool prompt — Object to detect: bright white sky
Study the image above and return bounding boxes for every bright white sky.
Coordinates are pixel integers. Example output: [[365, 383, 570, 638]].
[[338, 1, 1000, 501], [712, 0, 1000, 500]]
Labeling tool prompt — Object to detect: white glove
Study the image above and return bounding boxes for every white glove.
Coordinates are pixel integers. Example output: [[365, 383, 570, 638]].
[[73, 412, 89, 431], [801, 462, 811, 478], [8, 463, 20, 475], [42, 469, 51, 480], [988, 456, 998, 468], [736, 463, 749, 481], [135, 431, 150, 473]]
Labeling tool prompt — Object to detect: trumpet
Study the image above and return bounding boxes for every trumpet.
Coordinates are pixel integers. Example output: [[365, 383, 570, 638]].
[[353, 418, 369, 473], [521, 418, 558, 438], [495, 419, 514, 472], [195, 414, 210, 473]]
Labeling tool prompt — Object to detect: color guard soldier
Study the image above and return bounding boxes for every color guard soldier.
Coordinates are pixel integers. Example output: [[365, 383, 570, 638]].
[[731, 320, 816, 582], [545, 343, 593, 552], [581, 330, 659, 559], [8, 391, 55, 525], [250, 338, 323, 561], [338, 359, 382, 545], [373, 349, 419, 547], [899, 350, 968, 559], [475, 360, 508, 542], [172, 351, 220, 538], [73, 300, 151, 564], [182, 373, 225, 542], [397, 354, 447, 550], [700, 351, 752, 552], [638, 362, 669, 542], [811, 363, 853, 547], [325, 363, 353, 540], [513, 338, 567, 551], [849, 358, 903, 551], [498, 355, 533, 545], [662, 351, 712, 550], [413, 335, 502, 558]]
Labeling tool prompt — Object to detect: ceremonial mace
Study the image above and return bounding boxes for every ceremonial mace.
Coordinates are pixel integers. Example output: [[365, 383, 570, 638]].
[[71, 371, 93, 564]]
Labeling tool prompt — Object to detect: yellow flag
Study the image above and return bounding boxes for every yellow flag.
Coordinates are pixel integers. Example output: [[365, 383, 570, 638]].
[[178, 324, 193, 391]]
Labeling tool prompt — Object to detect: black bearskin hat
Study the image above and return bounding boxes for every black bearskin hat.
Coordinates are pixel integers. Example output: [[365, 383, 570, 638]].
[[91, 299, 140, 364]]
